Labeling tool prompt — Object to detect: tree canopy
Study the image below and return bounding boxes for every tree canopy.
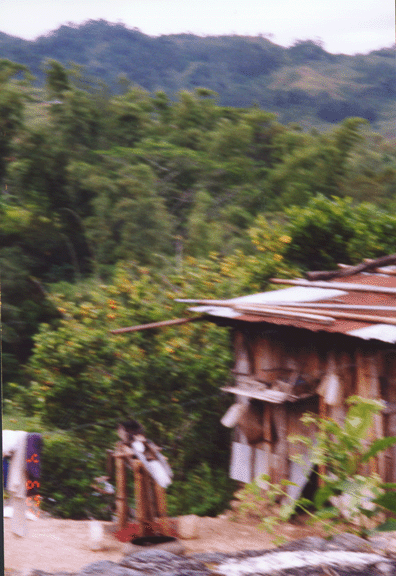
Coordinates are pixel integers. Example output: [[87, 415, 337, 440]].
[[2, 54, 396, 519]]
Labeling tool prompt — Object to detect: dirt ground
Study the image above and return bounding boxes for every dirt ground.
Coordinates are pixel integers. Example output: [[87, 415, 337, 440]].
[[4, 513, 320, 575]]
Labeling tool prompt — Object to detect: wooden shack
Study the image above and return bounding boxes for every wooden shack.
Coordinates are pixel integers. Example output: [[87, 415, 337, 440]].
[[184, 259, 396, 496]]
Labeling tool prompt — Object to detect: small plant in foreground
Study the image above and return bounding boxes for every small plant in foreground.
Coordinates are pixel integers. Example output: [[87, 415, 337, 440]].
[[235, 396, 396, 541]]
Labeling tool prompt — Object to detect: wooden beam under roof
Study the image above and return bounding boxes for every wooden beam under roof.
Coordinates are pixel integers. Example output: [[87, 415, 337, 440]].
[[263, 306, 396, 326], [110, 316, 203, 334]]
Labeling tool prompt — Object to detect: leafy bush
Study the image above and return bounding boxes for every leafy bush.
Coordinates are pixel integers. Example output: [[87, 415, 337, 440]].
[[167, 462, 237, 517], [284, 195, 356, 270], [39, 436, 236, 519], [284, 194, 396, 270], [21, 263, 244, 518], [40, 433, 112, 519]]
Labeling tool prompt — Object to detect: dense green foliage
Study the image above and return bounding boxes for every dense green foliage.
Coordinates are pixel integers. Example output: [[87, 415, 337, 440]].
[[39, 433, 112, 519], [0, 20, 395, 135], [1, 52, 396, 518]]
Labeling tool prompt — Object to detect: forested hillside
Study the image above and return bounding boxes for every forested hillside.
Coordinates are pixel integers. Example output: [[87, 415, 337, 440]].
[[0, 19, 395, 135], [1, 54, 396, 519]]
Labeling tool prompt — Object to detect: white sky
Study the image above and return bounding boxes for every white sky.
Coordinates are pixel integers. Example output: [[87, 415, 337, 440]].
[[1, 0, 395, 55]]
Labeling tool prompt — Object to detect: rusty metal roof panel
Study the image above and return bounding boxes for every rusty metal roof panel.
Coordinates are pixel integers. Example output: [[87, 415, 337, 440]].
[[235, 314, 374, 333], [190, 286, 348, 316], [191, 273, 396, 344], [336, 273, 396, 288], [228, 286, 348, 305]]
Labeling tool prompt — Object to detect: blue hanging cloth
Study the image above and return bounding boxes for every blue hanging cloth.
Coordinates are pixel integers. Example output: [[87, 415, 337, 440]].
[[3, 457, 9, 488]]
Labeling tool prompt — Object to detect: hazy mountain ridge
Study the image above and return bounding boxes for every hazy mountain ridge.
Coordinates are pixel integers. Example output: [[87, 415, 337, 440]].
[[0, 19, 395, 133]]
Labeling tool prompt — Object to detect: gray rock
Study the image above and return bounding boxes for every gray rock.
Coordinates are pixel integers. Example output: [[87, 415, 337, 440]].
[[77, 561, 142, 576], [189, 552, 230, 563], [31, 572, 76, 576], [159, 571, 210, 576], [326, 532, 373, 552], [24, 531, 396, 576], [369, 533, 396, 556], [120, 550, 210, 575], [123, 539, 185, 557], [121, 550, 179, 565], [376, 560, 396, 576], [277, 536, 327, 552], [232, 549, 274, 559], [368, 535, 392, 555], [278, 568, 389, 576]]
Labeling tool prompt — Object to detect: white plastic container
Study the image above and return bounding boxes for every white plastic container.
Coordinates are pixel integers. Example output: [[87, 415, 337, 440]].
[[89, 520, 105, 551], [178, 514, 199, 539]]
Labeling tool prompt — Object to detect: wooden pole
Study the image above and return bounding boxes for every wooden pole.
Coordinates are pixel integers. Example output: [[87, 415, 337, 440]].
[[355, 350, 374, 476], [305, 253, 396, 281], [133, 459, 171, 536], [133, 460, 148, 536], [318, 396, 326, 487], [110, 316, 203, 334], [263, 403, 273, 483], [384, 354, 396, 483], [272, 405, 288, 484], [115, 455, 128, 531], [153, 482, 171, 536]]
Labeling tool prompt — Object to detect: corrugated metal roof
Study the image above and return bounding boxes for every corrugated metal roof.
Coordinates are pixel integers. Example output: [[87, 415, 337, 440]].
[[190, 274, 396, 344], [231, 286, 349, 305], [189, 286, 348, 317]]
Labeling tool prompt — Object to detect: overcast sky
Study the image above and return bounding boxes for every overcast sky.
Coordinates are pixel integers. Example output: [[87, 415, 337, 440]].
[[1, 0, 395, 55]]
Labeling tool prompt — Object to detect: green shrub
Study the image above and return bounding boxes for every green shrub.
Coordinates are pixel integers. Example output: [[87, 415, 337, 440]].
[[167, 462, 237, 517], [40, 433, 112, 519]]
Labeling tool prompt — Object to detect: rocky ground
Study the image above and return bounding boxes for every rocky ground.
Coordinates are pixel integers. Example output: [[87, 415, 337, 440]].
[[5, 514, 396, 576], [4, 513, 316, 575], [17, 534, 396, 576]]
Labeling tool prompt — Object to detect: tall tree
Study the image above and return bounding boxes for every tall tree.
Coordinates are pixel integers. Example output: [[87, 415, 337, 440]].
[[0, 59, 29, 182]]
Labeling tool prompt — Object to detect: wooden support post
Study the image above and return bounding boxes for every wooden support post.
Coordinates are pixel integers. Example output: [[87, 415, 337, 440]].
[[234, 331, 251, 375], [114, 442, 172, 537], [339, 352, 354, 401], [106, 449, 114, 478], [272, 404, 288, 484], [263, 403, 273, 482], [318, 395, 326, 486], [115, 454, 128, 531], [374, 411, 386, 479], [133, 459, 171, 536], [387, 413, 396, 483], [356, 350, 377, 476], [369, 353, 386, 478], [383, 353, 396, 482], [153, 481, 172, 536], [133, 460, 151, 536]]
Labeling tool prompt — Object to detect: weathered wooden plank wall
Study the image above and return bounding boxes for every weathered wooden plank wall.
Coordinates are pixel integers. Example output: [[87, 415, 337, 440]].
[[231, 328, 396, 486]]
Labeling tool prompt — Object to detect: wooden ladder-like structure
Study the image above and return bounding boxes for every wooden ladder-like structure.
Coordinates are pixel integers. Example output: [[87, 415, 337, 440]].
[[113, 443, 171, 537]]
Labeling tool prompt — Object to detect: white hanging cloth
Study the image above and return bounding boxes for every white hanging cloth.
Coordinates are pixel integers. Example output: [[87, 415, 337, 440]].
[[317, 353, 343, 407], [3, 429, 29, 536]]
